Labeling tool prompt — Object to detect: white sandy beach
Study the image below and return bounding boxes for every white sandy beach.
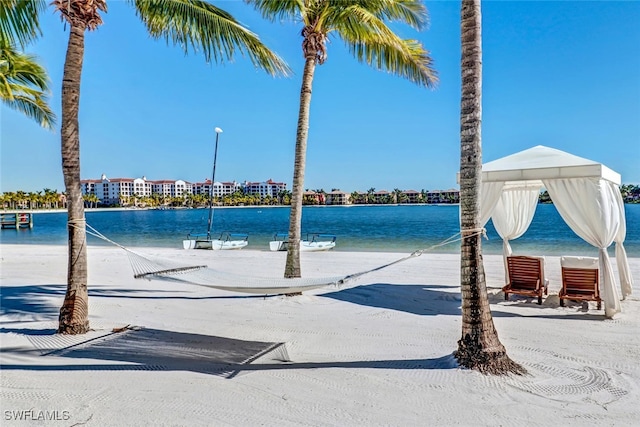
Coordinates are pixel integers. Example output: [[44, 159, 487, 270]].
[[1, 244, 639, 426]]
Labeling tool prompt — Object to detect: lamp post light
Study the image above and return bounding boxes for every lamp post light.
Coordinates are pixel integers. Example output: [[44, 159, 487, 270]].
[[207, 127, 223, 239]]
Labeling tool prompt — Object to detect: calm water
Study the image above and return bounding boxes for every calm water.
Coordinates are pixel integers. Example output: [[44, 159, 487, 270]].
[[1, 204, 639, 257]]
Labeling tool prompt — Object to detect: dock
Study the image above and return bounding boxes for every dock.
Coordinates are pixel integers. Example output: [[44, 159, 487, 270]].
[[1, 212, 34, 229]]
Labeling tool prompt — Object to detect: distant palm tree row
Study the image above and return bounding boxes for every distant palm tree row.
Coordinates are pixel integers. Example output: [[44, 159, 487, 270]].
[[118, 190, 292, 208], [4, 184, 639, 210], [538, 184, 640, 204], [0, 188, 63, 209]]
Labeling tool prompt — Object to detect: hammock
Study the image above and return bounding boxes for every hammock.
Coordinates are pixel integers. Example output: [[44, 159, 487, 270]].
[[82, 223, 483, 295]]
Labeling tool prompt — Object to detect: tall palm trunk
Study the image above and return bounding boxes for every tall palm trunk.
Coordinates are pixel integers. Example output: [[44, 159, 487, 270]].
[[454, 0, 523, 375], [284, 56, 317, 279], [58, 23, 89, 334]]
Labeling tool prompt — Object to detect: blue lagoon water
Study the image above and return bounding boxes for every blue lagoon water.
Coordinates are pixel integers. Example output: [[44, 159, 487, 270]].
[[2, 204, 639, 257]]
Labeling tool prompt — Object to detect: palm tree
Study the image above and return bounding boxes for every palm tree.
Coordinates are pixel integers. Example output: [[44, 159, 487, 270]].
[[0, 1, 55, 129], [454, 0, 524, 375], [249, 0, 437, 279], [52, 0, 290, 334], [27, 191, 40, 209], [42, 188, 58, 208], [420, 188, 428, 204]]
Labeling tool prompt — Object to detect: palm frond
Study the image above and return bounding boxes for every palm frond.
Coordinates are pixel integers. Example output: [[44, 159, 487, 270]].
[[0, 0, 46, 48], [350, 37, 437, 88], [244, 0, 302, 23], [329, 0, 427, 30], [0, 40, 56, 129], [333, 4, 437, 88], [131, 0, 291, 76], [1, 44, 49, 90], [4, 92, 56, 130]]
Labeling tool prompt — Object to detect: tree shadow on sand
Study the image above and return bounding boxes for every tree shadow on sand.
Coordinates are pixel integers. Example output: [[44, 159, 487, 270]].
[[321, 282, 607, 321], [0, 284, 66, 318], [0, 327, 458, 379], [0, 283, 267, 321], [321, 282, 462, 316]]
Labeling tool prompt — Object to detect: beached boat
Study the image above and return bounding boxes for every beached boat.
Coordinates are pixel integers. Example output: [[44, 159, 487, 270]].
[[269, 232, 289, 252], [183, 231, 249, 250], [269, 233, 336, 252], [183, 127, 249, 250]]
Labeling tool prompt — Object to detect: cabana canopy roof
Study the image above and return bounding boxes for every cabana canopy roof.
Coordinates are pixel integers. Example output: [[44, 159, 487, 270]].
[[482, 145, 621, 185]]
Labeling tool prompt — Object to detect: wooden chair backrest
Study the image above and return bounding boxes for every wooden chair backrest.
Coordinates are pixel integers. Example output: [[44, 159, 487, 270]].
[[507, 256, 542, 290], [561, 267, 599, 293]]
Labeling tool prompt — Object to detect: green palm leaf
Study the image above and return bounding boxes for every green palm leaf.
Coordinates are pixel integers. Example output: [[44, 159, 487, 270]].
[[3, 92, 55, 130], [131, 0, 291, 76], [0, 40, 55, 129], [0, 0, 46, 48]]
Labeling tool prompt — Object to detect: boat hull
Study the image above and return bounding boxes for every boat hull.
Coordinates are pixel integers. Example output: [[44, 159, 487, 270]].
[[183, 239, 248, 250], [301, 241, 336, 252], [268, 240, 335, 252], [269, 241, 287, 251]]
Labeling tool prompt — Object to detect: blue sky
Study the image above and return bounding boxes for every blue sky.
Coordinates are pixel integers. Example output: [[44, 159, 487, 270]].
[[1, 0, 639, 194]]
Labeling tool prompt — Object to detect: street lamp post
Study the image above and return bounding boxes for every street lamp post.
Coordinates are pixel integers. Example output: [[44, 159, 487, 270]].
[[207, 127, 223, 239]]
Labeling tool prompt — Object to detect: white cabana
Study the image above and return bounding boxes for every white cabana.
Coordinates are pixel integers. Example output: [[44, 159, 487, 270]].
[[478, 145, 633, 318]]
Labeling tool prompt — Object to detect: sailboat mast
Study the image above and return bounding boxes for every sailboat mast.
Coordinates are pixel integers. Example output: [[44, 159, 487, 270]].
[[207, 127, 223, 238]]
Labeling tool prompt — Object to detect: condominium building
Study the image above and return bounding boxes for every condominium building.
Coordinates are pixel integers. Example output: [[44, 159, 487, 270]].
[[81, 175, 284, 205], [243, 179, 287, 198], [81, 174, 144, 206]]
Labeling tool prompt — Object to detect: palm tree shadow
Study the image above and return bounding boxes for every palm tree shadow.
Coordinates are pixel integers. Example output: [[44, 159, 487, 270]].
[[321, 283, 462, 316], [0, 284, 66, 318], [0, 327, 458, 379]]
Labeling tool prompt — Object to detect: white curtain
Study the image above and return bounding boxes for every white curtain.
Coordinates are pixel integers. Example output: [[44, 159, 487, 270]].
[[544, 177, 621, 318], [491, 183, 542, 283], [613, 187, 634, 298], [480, 181, 505, 227]]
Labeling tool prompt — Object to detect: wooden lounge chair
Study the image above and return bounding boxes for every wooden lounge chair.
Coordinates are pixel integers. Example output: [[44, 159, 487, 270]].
[[559, 256, 601, 310], [502, 255, 548, 305]]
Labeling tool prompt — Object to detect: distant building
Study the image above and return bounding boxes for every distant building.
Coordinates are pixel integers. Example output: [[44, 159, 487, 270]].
[[243, 179, 287, 198], [80, 174, 459, 206], [81, 175, 285, 206], [303, 190, 324, 205], [426, 189, 460, 204], [80, 175, 176, 206], [192, 179, 241, 198], [326, 190, 350, 205], [81, 174, 136, 206], [400, 190, 421, 204], [372, 190, 392, 204]]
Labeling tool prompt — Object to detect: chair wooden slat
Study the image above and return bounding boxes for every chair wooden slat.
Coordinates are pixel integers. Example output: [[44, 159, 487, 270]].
[[502, 255, 548, 305], [559, 264, 601, 309]]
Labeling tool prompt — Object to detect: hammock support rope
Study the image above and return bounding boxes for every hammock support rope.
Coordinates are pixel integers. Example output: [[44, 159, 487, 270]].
[[79, 223, 486, 295]]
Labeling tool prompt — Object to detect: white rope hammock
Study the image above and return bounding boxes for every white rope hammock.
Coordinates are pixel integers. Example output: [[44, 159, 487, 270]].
[[80, 223, 485, 295]]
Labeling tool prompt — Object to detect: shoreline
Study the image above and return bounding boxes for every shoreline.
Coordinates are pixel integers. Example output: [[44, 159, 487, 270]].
[[1, 242, 640, 258], [2, 203, 464, 215]]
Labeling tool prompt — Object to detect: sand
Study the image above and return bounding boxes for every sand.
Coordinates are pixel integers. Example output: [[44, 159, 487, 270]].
[[1, 244, 639, 426]]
